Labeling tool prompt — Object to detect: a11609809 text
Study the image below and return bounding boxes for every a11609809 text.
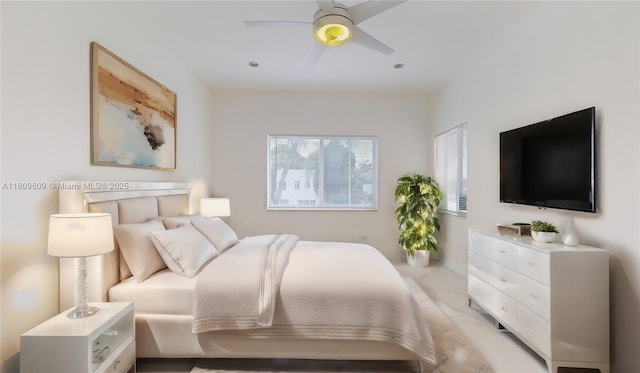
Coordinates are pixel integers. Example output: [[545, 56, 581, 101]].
[[1, 181, 130, 191]]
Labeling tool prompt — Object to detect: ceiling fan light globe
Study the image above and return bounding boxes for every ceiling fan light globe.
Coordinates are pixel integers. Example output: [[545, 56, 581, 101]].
[[316, 23, 351, 46]]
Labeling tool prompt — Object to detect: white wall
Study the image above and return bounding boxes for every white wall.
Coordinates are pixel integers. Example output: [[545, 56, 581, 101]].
[[0, 3, 215, 372], [429, 2, 640, 371], [209, 92, 430, 261]]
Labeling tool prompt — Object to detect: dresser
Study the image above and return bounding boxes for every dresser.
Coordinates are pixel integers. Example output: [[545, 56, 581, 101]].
[[468, 229, 609, 373]]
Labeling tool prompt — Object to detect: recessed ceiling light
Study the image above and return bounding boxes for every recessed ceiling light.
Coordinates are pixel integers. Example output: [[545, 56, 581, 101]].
[[394, 63, 404, 69], [249, 61, 259, 67]]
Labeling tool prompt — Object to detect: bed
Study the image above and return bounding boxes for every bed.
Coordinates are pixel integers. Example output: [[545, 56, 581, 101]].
[[57, 181, 436, 371]]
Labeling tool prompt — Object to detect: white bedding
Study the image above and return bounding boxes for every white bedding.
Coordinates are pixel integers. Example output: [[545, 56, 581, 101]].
[[192, 234, 436, 368], [109, 233, 436, 368], [109, 269, 196, 315]]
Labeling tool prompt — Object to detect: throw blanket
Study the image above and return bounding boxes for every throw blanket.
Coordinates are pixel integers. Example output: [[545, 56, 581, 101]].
[[193, 235, 435, 368], [193, 234, 299, 330]]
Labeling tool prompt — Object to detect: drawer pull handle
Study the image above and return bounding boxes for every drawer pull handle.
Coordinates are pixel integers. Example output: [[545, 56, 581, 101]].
[[500, 278, 506, 282], [93, 346, 110, 364], [528, 262, 534, 266], [529, 294, 538, 299]]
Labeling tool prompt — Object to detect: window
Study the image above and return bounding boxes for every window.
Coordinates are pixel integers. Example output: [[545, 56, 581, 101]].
[[434, 124, 468, 215], [268, 136, 378, 210]]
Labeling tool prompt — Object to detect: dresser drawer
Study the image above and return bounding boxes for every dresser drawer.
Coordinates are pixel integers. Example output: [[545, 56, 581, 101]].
[[493, 240, 521, 271], [493, 261, 521, 299], [517, 300, 551, 356], [468, 273, 500, 312], [518, 273, 550, 321], [493, 291, 519, 328], [496, 294, 551, 356], [520, 247, 550, 285], [472, 254, 550, 322], [469, 231, 494, 259], [469, 252, 501, 288]]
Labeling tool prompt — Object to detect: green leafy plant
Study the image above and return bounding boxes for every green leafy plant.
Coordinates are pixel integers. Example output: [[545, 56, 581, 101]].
[[394, 173, 443, 257], [531, 220, 559, 233]]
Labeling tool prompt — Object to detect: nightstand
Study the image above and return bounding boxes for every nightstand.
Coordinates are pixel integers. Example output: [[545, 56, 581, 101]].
[[21, 302, 135, 373]]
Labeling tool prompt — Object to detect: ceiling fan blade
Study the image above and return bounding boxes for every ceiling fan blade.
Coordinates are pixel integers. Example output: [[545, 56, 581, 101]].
[[348, 0, 407, 25], [243, 20, 311, 28], [350, 26, 394, 55], [316, 0, 335, 12], [307, 44, 327, 66]]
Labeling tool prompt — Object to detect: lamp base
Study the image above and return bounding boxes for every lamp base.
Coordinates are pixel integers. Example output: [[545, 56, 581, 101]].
[[67, 305, 100, 319]]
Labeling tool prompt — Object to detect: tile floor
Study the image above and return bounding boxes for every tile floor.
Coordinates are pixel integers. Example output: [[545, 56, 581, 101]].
[[137, 263, 582, 373], [395, 263, 549, 373]]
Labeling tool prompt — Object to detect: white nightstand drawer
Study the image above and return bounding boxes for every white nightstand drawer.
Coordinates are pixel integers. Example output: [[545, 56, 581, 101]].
[[99, 340, 135, 373]]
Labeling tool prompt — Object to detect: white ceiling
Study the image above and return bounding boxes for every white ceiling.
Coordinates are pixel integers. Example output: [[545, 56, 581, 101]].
[[142, 1, 540, 93]]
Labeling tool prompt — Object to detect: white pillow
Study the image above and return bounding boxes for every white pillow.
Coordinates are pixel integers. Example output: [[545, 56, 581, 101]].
[[151, 224, 218, 278], [113, 219, 167, 282], [191, 218, 238, 253], [162, 214, 205, 229]]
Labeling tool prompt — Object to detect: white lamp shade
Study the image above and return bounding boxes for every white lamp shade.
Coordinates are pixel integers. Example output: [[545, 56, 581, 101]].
[[47, 213, 114, 257], [200, 198, 230, 218]]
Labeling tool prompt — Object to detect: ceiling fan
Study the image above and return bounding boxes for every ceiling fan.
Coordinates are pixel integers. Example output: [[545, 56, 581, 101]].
[[243, 0, 407, 65]]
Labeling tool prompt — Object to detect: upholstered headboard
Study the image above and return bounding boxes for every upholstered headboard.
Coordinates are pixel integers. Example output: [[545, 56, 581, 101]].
[[57, 181, 191, 311]]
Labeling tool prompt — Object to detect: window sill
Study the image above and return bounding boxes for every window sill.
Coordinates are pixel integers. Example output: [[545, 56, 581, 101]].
[[438, 209, 467, 218]]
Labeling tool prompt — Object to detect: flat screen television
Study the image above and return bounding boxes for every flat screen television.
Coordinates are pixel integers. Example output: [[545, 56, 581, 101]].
[[500, 107, 596, 213]]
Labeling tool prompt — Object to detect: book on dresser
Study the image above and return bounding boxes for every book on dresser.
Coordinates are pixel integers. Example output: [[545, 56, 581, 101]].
[[467, 228, 609, 373]]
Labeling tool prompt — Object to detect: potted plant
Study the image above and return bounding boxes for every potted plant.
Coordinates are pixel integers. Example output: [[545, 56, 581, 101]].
[[530, 220, 559, 243], [394, 173, 443, 267]]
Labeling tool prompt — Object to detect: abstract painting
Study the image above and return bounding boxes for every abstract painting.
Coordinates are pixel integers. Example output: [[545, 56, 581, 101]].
[[91, 42, 176, 170]]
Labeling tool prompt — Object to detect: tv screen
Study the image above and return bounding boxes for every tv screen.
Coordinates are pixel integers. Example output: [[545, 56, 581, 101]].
[[500, 107, 596, 213]]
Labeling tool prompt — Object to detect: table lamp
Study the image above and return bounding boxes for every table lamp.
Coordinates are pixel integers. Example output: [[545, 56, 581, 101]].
[[48, 213, 114, 318], [200, 198, 231, 218]]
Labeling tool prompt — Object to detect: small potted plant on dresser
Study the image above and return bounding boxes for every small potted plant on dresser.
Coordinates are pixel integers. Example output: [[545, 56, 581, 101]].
[[394, 173, 443, 267], [530, 220, 559, 243]]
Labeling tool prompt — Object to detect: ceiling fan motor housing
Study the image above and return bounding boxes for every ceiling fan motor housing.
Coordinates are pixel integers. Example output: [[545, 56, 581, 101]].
[[313, 5, 353, 47]]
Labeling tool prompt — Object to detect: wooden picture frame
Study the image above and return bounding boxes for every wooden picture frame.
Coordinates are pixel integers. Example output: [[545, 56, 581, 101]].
[[91, 42, 176, 170]]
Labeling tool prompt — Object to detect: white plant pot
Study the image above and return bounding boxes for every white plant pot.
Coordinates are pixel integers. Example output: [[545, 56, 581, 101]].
[[407, 250, 430, 267], [531, 231, 557, 243]]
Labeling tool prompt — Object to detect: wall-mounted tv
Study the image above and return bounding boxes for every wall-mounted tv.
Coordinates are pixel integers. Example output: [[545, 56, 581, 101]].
[[500, 107, 596, 213]]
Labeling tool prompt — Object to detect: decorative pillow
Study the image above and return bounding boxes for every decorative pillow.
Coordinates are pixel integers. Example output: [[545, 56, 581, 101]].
[[151, 224, 218, 278], [113, 219, 167, 282], [162, 214, 205, 229], [191, 218, 238, 253]]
